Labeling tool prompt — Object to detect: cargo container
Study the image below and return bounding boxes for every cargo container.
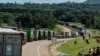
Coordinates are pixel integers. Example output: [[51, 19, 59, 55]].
[[67, 32, 72, 38], [38, 30, 40, 40], [37, 30, 45, 40], [71, 32, 75, 38], [54, 32, 58, 37], [65, 32, 68, 38], [48, 31, 51, 37], [43, 30, 45, 40], [19, 32, 27, 45], [65, 32, 73, 38], [48, 31, 51, 40], [45, 31, 48, 39], [0, 28, 22, 56], [38, 30, 41, 40], [34, 30, 39, 41], [27, 28, 34, 42], [61, 32, 65, 38], [50, 31, 53, 37], [56, 33, 62, 39], [53, 32, 55, 37], [40, 30, 44, 40]]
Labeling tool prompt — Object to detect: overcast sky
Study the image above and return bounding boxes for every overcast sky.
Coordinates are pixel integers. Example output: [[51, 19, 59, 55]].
[[0, 0, 87, 4]]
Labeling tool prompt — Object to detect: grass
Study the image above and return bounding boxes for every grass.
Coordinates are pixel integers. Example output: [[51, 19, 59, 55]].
[[39, 25, 63, 32], [66, 26, 78, 32], [52, 25, 64, 32], [0, 23, 8, 27], [89, 29, 100, 36], [68, 22, 85, 27], [57, 37, 100, 56]]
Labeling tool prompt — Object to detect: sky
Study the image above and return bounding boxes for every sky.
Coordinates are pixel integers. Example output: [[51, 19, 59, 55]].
[[0, 0, 87, 4]]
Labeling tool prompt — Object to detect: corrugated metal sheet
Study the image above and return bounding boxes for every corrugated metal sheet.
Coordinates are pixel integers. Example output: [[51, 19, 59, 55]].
[[0, 33, 22, 56], [0, 28, 18, 33], [0, 35, 3, 55]]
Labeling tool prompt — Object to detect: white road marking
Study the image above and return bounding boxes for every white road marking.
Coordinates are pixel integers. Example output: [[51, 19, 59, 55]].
[[38, 41, 45, 56]]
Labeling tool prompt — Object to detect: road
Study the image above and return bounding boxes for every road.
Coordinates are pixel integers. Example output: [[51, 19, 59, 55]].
[[22, 40, 51, 56], [22, 38, 73, 56]]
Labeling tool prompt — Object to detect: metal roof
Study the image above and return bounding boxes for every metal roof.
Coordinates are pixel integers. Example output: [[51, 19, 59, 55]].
[[0, 28, 19, 33]]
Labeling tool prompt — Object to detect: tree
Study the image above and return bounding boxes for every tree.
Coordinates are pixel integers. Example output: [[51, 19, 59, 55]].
[[0, 12, 16, 26]]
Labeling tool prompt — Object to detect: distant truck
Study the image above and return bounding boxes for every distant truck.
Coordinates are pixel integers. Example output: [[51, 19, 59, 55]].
[[27, 28, 34, 42]]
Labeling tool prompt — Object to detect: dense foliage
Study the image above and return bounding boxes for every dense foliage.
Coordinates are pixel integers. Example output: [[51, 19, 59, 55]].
[[0, 3, 100, 29], [84, 0, 100, 4]]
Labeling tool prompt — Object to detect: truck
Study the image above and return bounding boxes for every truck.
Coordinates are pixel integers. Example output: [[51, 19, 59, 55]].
[[27, 28, 34, 42], [0, 28, 23, 56]]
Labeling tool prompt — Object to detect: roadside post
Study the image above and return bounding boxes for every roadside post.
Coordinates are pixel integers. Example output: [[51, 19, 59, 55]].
[[51, 37, 57, 46]]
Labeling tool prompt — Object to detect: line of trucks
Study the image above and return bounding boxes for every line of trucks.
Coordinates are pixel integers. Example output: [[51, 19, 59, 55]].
[[0, 27, 77, 47], [0, 27, 95, 56], [0, 27, 90, 46], [0, 27, 92, 46], [24, 28, 80, 45]]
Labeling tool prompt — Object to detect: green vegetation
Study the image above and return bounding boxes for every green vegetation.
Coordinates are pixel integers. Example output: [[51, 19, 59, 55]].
[[66, 26, 77, 32], [38, 25, 63, 32], [66, 22, 84, 32], [68, 22, 85, 27], [0, 3, 100, 30], [52, 25, 64, 32], [57, 37, 100, 56], [88, 29, 100, 38]]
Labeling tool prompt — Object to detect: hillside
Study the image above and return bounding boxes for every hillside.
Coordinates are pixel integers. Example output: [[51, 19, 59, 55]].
[[84, 0, 100, 4], [0, 3, 100, 30]]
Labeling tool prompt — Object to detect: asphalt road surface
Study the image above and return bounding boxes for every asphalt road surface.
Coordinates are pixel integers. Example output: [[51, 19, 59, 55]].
[[22, 38, 73, 56], [22, 40, 52, 56]]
